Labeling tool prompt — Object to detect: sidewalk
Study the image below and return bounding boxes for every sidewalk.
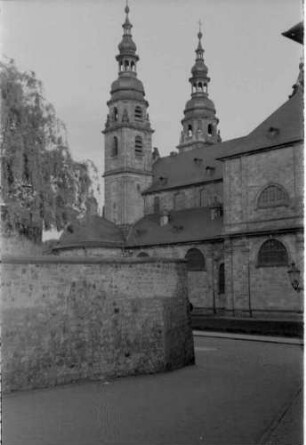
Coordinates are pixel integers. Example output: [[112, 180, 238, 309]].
[[259, 387, 303, 445]]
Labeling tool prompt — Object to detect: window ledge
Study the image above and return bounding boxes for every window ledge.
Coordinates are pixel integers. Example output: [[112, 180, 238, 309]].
[[256, 263, 289, 268], [257, 203, 289, 209]]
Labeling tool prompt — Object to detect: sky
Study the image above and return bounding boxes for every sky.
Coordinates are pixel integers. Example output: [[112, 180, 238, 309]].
[[1, 0, 303, 180]]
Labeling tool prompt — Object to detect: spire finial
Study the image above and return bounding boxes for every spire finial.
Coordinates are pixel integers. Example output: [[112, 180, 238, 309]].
[[125, 0, 129, 15], [123, 0, 132, 36], [198, 19, 203, 40]]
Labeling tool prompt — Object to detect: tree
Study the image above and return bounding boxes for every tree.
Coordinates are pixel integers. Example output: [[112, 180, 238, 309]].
[[0, 58, 98, 242]]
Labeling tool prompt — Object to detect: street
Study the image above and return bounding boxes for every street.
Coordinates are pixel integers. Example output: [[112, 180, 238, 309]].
[[3, 335, 303, 445]]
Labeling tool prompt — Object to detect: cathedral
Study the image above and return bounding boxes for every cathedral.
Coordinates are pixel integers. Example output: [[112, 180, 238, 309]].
[[54, 7, 304, 319]]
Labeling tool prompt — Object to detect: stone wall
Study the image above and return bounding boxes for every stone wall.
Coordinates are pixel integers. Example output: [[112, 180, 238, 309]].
[[130, 242, 225, 312], [2, 256, 194, 393], [144, 182, 223, 215], [104, 121, 153, 225], [223, 144, 303, 234], [56, 246, 122, 258], [54, 242, 226, 313], [224, 233, 303, 318]]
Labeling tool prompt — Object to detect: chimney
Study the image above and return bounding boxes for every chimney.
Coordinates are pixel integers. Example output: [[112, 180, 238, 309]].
[[205, 166, 216, 176], [160, 209, 170, 226], [209, 197, 223, 220]]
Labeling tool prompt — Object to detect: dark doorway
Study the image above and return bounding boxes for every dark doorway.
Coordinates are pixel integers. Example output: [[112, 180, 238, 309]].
[[218, 263, 225, 294]]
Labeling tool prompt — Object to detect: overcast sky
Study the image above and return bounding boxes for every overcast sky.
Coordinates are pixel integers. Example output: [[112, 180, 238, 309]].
[[1, 0, 303, 176]]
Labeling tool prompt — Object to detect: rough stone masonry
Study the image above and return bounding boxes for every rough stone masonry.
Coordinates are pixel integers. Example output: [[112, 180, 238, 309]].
[[1, 255, 195, 393]]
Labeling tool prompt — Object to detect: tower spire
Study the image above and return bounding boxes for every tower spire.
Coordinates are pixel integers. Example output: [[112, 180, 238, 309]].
[[177, 25, 221, 152], [196, 20, 204, 61], [116, 2, 139, 73], [103, 2, 153, 227], [123, 0, 132, 36]]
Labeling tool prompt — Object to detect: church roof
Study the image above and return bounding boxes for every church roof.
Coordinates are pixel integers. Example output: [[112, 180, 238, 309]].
[[146, 86, 302, 195], [144, 136, 245, 194], [54, 215, 125, 250], [217, 88, 303, 160], [126, 207, 223, 247]]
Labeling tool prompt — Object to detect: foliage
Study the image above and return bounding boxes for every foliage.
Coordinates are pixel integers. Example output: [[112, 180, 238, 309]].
[[0, 58, 98, 241]]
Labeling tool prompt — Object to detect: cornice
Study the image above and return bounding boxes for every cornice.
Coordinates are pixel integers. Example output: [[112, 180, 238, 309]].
[[102, 122, 154, 135], [104, 168, 153, 177]]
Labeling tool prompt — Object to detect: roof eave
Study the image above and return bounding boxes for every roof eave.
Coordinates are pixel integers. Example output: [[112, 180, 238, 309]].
[[142, 177, 222, 195], [216, 138, 303, 161]]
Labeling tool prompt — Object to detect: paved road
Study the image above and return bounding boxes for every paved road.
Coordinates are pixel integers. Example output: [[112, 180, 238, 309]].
[[3, 336, 303, 445]]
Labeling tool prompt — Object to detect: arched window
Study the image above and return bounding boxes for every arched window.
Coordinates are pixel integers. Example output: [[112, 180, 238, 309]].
[[112, 136, 118, 157], [153, 196, 160, 213], [185, 248, 205, 271], [218, 263, 225, 294], [113, 107, 118, 121], [258, 239, 288, 267], [135, 136, 143, 155], [258, 185, 289, 208], [134, 106, 142, 121], [208, 123, 213, 136], [188, 124, 193, 137], [198, 82, 203, 92], [138, 252, 149, 258], [124, 60, 129, 70], [131, 61, 135, 71], [23, 153, 30, 181], [200, 189, 206, 207]]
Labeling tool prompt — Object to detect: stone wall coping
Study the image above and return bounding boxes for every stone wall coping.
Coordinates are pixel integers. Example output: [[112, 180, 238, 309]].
[[1, 255, 186, 265], [51, 242, 124, 251]]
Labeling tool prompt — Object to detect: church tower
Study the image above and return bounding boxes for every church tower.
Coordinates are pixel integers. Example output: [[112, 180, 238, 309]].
[[103, 4, 153, 227], [177, 25, 221, 153]]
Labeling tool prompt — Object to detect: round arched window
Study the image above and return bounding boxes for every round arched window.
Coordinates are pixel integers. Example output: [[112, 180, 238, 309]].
[[134, 106, 143, 121], [258, 239, 288, 267], [135, 136, 143, 155], [208, 123, 214, 136], [113, 107, 118, 121], [138, 252, 149, 258], [185, 248, 205, 271], [112, 136, 118, 157], [258, 185, 289, 208]]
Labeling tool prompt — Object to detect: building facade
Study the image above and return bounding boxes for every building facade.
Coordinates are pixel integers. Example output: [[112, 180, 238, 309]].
[[54, 10, 303, 319]]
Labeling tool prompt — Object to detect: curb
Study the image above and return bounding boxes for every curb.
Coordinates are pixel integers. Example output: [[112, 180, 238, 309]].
[[193, 330, 304, 345]]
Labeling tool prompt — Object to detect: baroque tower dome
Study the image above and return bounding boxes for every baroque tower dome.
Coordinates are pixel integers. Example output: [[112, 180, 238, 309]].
[[102, 4, 153, 228], [177, 24, 221, 153], [108, 4, 146, 104]]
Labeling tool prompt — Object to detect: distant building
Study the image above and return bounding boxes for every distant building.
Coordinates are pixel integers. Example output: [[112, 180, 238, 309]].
[[54, 9, 303, 319]]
